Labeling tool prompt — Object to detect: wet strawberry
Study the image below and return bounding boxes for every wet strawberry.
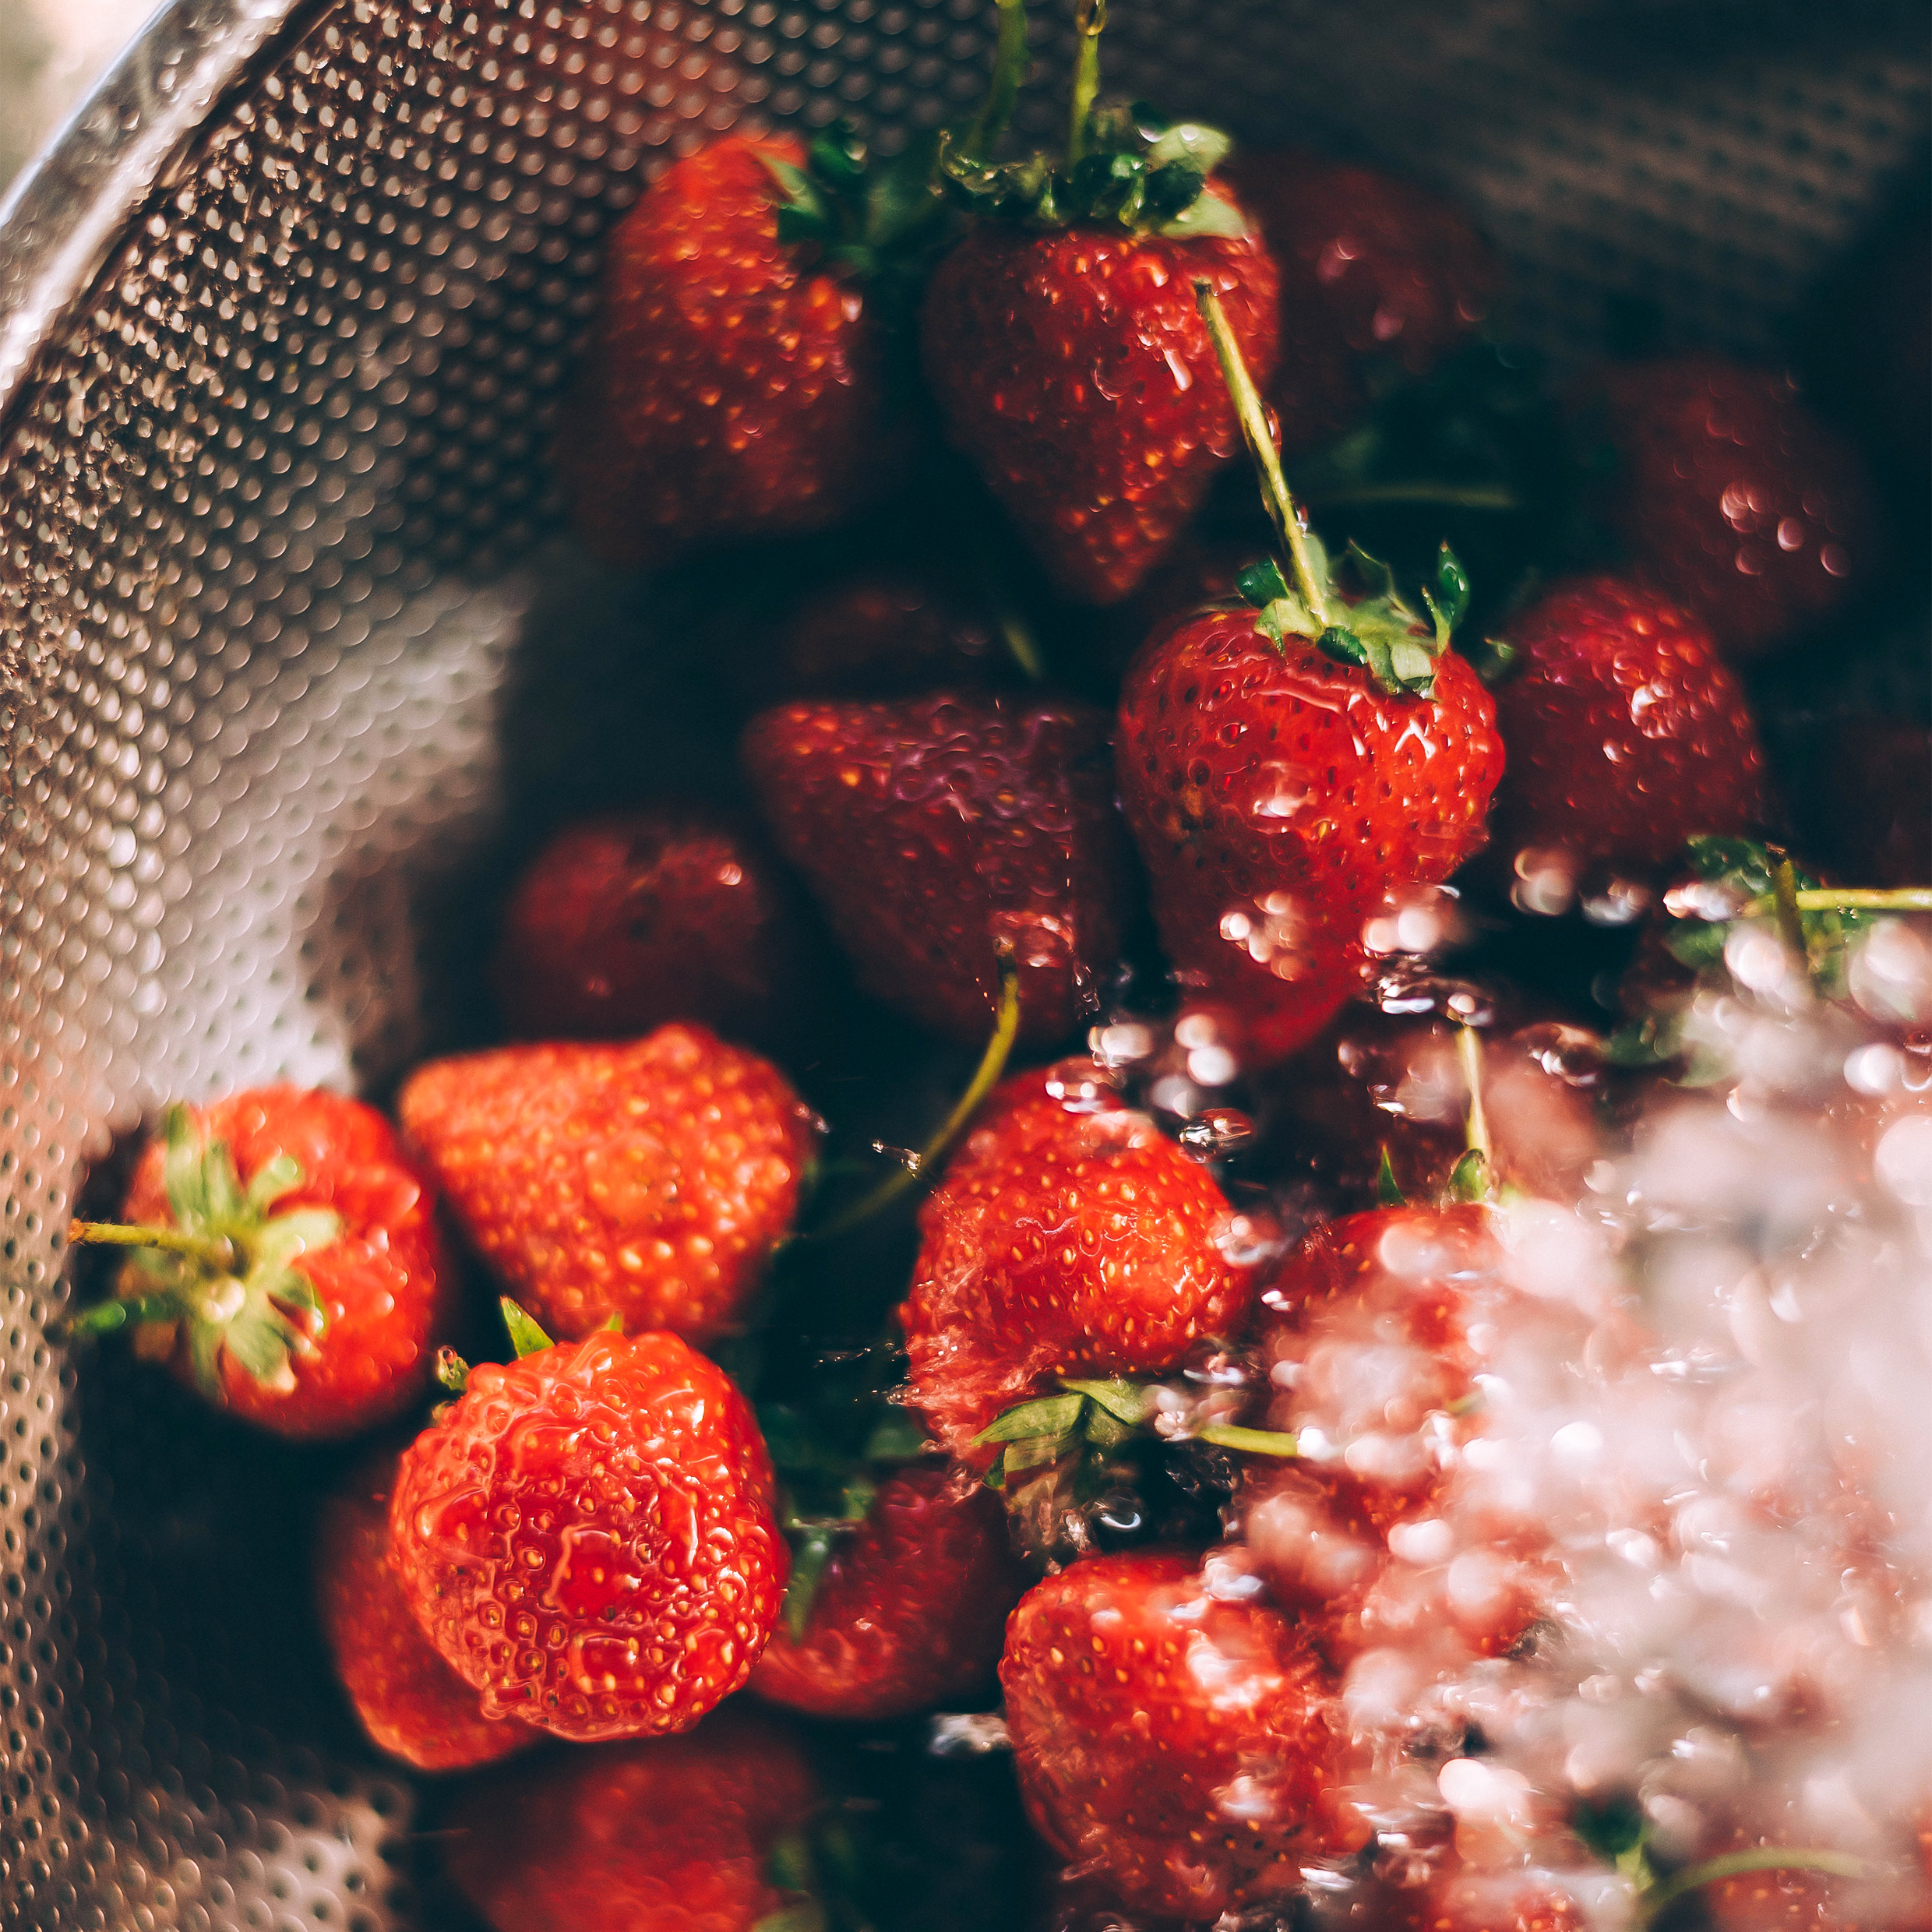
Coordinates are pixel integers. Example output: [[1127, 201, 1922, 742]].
[[1001, 1549, 1369, 1921], [315, 1453, 535, 1772], [555, 133, 897, 569], [444, 1705, 820, 1932], [491, 808, 816, 1048], [1588, 356, 1880, 660], [750, 1463, 1026, 1722], [742, 691, 1130, 1047], [754, 571, 1002, 701], [1229, 149, 1500, 379], [1489, 575, 1771, 879], [389, 1327, 786, 1743], [399, 1025, 816, 1344], [71, 1088, 450, 1440], [1421, 1870, 1589, 1932], [899, 1061, 1257, 1462]]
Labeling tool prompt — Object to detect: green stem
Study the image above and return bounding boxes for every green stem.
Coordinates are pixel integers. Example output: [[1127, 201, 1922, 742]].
[[1302, 480, 1521, 513], [1771, 857, 1807, 961], [1196, 1422, 1299, 1458], [67, 1218, 237, 1271], [1457, 1023, 1490, 1165], [806, 947, 1022, 1241], [996, 606, 1046, 682], [1638, 1848, 1867, 1919], [1194, 280, 1330, 625], [1743, 886, 1932, 918], [963, 0, 1029, 160], [1066, 0, 1105, 167], [66, 1289, 188, 1337]]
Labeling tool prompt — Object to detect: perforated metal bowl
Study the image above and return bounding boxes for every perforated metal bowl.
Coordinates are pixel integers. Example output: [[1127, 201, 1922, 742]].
[[0, 2, 1924, 1926]]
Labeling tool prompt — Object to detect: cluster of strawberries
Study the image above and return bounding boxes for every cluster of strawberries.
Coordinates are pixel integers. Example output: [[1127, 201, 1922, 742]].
[[63, 5, 1930, 1930]]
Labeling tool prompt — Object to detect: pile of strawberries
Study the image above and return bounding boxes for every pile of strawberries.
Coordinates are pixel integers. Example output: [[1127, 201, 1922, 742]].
[[62, 5, 1931, 1930]]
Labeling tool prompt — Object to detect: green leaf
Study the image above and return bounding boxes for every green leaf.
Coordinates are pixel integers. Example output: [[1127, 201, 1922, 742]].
[[162, 1106, 210, 1229], [1377, 1145, 1407, 1207], [864, 133, 943, 252], [1142, 160, 1205, 223], [975, 1391, 1085, 1444], [862, 1407, 929, 1461], [250, 1208, 340, 1274], [1256, 594, 1320, 650], [186, 1319, 224, 1401], [1388, 636, 1437, 688], [245, 1151, 303, 1213], [781, 1526, 838, 1643], [262, 1264, 324, 1325], [999, 1431, 1075, 1475], [1061, 1378, 1150, 1426], [1236, 557, 1289, 608], [752, 1906, 827, 1932], [222, 1297, 299, 1385], [1156, 193, 1250, 240], [601, 1310, 624, 1333], [1317, 624, 1368, 668], [500, 1298, 554, 1359], [1432, 543, 1471, 634], [1572, 1795, 1647, 1864], [808, 125, 868, 196], [1448, 1148, 1491, 1203], [1146, 122, 1231, 174], [435, 1347, 471, 1395], [201, 1141, 246, 1226]]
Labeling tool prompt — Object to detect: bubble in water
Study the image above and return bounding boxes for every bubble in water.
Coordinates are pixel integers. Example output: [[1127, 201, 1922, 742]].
[[1177, 1107, 1256, 1160]]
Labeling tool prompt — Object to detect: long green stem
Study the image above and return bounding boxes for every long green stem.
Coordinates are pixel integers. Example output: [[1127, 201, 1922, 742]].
[[1771, 857, 1807, 961], [1638, 1848, 1867, 1919], [1743, 885, 1932, 918], [1197, 1422, 1299, 1458], [1457, 1024, 1490, 1165], [1066, 0, 1105, 167], [807, 948, 1022, 1241], [68, 1218, 237, 1270], [1194, 280, 1330, 625], [963, 0, 1030, 159], [67, 1289, 189, 1337]]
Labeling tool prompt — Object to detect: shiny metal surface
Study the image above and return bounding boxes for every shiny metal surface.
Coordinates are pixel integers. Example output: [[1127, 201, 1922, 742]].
[[0, 1, 1923, 1926]]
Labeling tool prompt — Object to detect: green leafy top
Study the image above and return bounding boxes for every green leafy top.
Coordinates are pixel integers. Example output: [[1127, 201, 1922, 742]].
[[69, 1105, 340, 1399], [760, 126, 950, 285], [934, 102, 1247, 238], [1236, 538, 1471, 699]]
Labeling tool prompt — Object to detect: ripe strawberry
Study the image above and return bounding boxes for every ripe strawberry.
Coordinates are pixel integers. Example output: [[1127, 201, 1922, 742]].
[[1420, 1872, 1589, 1932], [1001, 1549, 1369, 1920], [443, 1706, 820, 1932], [750, 1462, 1025, 1722], [490, 808, 816, 1048], [899, 1061, 1257, 1461], [315, 1454, 535, 1772], [755, 571, 1002, 701], [1117, 599, 1504, 1065], [1228, 149, 1500, 435], [70, 1088, 450, 1440], [555, 131, 914, 569], [389, 1327, 786, 1742], [1588, 356, 1880, 659], [1488, 575, 1771, 878], [399, 1025, 816, 1344], [741, 691, 1130, 1047]]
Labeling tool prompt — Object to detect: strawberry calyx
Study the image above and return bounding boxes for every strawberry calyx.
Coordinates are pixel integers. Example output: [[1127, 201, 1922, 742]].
[[758, 125, 948, 287], [66, 1104, 340, 1400], [755, 1804, 883, 1932]]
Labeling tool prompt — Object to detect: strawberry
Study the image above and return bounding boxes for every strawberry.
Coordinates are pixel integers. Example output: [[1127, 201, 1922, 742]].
[[1488, 575, 1771, 880], [1115, 283, 1504, 1066], [756, 571, 1003, 701], [389, 1326, 786, 1742], [741, 691, 1130, 1048], [921, 29, 1282, 605], [315, 1453, 535, 1772], [490, 808, 817, 1048], [898, 1060, 1257, 1462], [555, 129, 920, 569], [1587, 356, 1881, 660], [443, 1705, 820, 1932], [69, 1088, 450, 1440], [749, 1462, 1026, 1722], [1000, 1548, 1369, 1920], [398, 1024, 816, 1344], [1419, 1872, 1589, 1932]]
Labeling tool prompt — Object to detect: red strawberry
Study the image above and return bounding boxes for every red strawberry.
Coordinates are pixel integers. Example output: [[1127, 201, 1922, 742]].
[[1488, 575, 1771, 880], [1419, 1872, 1588, 1932], [555, 133, 897, 569], [71, 1088, 450, 1440], [1001, 1549, 1369, 1921], [1117, 604, 1503, 1064], [444, 1706, 820, 1932], [741, 691, 1130, 1047], [389, 1327, 786, 1742], [491, 809, 816, 1048], [1229, 150, 1501, 383], [315, 1453, 535, 1772], [398, 1025, 816, 1344], [753, 571, 1002, 701], [1588, 356, 1881, 659], [749, 1463, 1026, 1722], [899, 1060, 1257, 1461]]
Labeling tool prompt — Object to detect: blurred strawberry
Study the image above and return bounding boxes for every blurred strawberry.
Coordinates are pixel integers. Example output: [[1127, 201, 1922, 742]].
[[491, 808, 817, 1048], [1002, 1549, 1369, 1921], [557, 129, 929, 568], [899, 1060, 1257, 1462], [400, 1025, 816, 1344], [751, 571, 1003, 701], [1489, 575, 1771, 880], [70, 1088, 450, 1440], [1422, 1871, 1589, 1932], [390, 1327, 785, 1742], [444, 1706, 820, 1932], [751, 1462, 1025, 1722], [1586, 356, 1880, 659], [742, 691, 1130, 1047], [316, 1453, 534, 1772]]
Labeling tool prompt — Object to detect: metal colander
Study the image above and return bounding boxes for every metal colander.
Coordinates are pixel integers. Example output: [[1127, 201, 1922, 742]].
[[0, 2, 1923, 1926]]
